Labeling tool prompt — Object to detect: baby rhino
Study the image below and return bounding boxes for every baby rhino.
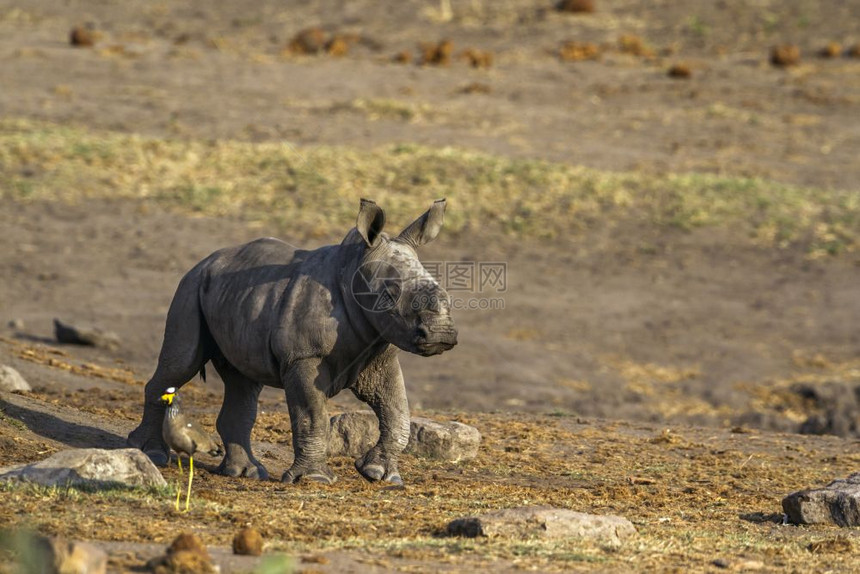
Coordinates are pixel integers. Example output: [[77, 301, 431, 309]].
[[128, 199, 458, 485]]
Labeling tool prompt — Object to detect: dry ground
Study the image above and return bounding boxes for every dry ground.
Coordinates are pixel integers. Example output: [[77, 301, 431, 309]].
[[1, 0, 859, 572]]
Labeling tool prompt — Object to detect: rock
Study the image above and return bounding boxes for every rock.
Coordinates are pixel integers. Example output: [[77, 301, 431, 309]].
[[233, 527, 263, 556], [7, 318, 24, 330], [448, 506, 636, 544], [329, 411, 378, 457], [0, 448, 167, 489], [0, 365, 31, 392], [54, 318, 121, 349], [406, 417, 480, 462], [328, 413, 480, 461], [783, 473, 860, 526]]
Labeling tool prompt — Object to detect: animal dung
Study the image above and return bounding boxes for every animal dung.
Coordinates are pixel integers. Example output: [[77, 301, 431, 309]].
[[618, 34, 654, 58], [458, 82, 492, 95], [848, 43, 860, 59], [325, 35, 350, 57], [287, 27, 327, 55], [168, 533, 207, 556], [392, 50, 413, 64], [460, 48, 493, 69], [421, 40, 454, 66], [819, 42, 842, 59], [559, 41, 600, 61], [556, 0, 595, 13], [667, 63, 692, 79], [69, 25, 98, 47], [232, 527, 264, 556], [770, 44, 800, 67]]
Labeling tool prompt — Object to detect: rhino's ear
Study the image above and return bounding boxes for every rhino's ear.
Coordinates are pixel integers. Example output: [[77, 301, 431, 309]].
[[398, 199, 446, 247], [356, 198, 386, 247]]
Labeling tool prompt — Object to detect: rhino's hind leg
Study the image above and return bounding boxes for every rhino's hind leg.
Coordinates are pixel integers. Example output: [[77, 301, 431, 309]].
[[212, 358, 268, 480], [127, 273, 208, 466], [351, 355, 410, 485], [281, 359, 337, 485]]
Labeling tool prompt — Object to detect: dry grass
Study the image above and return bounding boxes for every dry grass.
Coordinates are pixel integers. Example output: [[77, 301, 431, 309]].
[[1, 119, 857, 255]]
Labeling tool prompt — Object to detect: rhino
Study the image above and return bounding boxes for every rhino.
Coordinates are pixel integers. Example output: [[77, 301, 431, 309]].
[[127, 199, 457, 485]]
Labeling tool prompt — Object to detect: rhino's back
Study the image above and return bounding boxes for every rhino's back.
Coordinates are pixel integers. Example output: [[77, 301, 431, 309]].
[[196, 237, 341, 382]]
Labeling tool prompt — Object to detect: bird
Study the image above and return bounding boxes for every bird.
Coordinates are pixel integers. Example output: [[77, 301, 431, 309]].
[[160, 387, 223, 512]]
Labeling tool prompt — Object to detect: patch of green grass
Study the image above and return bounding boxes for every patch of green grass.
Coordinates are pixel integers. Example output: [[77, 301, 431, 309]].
[[0, 118, 856, 256]]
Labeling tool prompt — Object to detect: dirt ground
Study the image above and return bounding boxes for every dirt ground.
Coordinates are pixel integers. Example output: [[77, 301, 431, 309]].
[[1, 0, 860, 572]]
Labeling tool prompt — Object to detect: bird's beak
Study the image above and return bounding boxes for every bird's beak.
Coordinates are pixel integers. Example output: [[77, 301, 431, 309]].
[[160, 393, 174, 404]]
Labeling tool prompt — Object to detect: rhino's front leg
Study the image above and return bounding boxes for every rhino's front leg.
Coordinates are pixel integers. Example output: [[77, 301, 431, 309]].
[[351, 356, 410, 485], [281, 359, 337, 485]]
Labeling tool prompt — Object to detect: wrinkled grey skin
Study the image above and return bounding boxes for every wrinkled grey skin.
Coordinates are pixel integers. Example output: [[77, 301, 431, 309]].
[[128, 199, 457, 485]]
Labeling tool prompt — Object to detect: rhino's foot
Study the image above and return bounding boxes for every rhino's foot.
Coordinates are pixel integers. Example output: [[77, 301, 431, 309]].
[[281, 464, 337, 485], [216, 455, 269, 480], [356, 450, 402, 485], [127, 425, 169, 467]]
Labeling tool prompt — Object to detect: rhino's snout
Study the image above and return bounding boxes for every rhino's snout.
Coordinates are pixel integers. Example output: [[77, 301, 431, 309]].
[[414, 322, 458, 356]]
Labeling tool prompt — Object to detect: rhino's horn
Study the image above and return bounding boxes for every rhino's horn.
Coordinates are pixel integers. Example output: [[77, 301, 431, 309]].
[[398, 199, 446, 247]]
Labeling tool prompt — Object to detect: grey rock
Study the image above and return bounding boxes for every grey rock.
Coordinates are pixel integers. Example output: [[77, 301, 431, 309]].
[[328, 412, 480, 462], [329, 411, 378, 457], [406, 417, 480, 462], [54, 318, 121, 349], [0, 448, 167, 489], [447, 506, 636, 544], [783, 473, 860, 526], [0, 365, 31, 392]]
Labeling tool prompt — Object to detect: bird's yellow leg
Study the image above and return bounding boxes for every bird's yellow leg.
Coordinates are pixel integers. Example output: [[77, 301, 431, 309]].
[[184, 456, 194, 512], [175, 456, 183, 511]]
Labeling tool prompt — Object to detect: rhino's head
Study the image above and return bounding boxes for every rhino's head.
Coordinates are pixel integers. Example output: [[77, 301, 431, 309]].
[[348, 198, 458, 357]]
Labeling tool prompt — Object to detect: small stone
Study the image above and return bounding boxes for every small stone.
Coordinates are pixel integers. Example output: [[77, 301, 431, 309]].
[[447, 506, 636, 544], [771, 44, 800, 67], [0, 365, 31, 393], [54, 318, 121, 349], [783, 473, 860, 526], [406, 417, 480, 462], [233, 527, 263, 556], [7, 318, 24, 330], [0, 448, 167, 489]]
